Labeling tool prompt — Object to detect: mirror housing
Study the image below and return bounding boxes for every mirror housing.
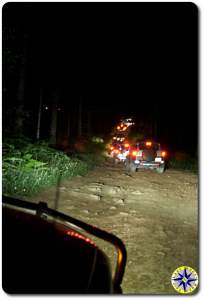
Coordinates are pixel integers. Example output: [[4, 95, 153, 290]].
[[2, 196, 127, 294]]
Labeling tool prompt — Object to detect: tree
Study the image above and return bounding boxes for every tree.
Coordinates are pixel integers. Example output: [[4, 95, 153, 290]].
[[67, 111, 71, 137], [87, 110, 92, 137], [3, 27, 28, 137], [14, 34, 29, 136], [153, 99, 158, 139], [77, 96, 83, 137], [36, 88, 43, 140], [49, 89, 60, 145]]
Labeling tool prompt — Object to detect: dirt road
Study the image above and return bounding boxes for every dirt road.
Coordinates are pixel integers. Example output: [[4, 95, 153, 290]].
[[29, 160, 198, 294]]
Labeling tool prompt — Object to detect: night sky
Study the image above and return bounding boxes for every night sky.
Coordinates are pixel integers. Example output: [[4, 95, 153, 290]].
[[3, 2, 198, 154]]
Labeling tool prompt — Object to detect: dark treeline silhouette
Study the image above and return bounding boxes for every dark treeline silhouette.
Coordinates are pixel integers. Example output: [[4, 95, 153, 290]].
[[2, 3, 198, 155]]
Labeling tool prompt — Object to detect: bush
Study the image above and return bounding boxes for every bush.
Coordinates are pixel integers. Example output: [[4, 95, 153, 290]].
[[2, 140, 89, 197], [74, 152, 106, 169], [73, 140, 106, 168], [168, 152, 198, 172]]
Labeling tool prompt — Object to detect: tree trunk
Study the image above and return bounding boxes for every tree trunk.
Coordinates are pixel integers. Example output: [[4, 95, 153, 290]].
[[15, 34, 28, 135], [36, 88, 43, 140], [153, 100, 158, 139], [78, 96, 83, 137], [67, 111, 70, 137], [87, 110, 91, 137], [49, 90, 59, 145]]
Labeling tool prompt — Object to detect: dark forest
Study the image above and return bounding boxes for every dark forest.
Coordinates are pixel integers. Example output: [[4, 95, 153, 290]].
[[2, 2, 198, 154]]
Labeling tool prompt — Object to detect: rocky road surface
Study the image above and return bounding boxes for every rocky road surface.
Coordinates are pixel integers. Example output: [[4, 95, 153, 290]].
[[29, 160, 198, 294]]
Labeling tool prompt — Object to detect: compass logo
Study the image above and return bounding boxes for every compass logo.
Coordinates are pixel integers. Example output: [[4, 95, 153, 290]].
[[171, 266, 198, 294]]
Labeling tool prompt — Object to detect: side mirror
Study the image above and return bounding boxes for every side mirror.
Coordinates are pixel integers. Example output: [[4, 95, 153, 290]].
[[2, 196, 127, 294]]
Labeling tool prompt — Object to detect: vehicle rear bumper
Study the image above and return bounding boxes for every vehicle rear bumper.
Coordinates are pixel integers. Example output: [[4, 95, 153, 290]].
[[132, 160, 165, 169]]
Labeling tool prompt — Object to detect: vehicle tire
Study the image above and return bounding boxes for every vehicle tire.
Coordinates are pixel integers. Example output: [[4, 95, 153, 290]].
[[110, 156, 116, 166], [125, 161, 130, 172], [129, 162, 137, 173], [156, 165, 165, 174], [114, 158, 119, 165]]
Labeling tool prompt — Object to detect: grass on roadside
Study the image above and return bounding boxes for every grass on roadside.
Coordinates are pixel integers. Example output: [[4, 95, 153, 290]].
[[2, 140, 94, 197]]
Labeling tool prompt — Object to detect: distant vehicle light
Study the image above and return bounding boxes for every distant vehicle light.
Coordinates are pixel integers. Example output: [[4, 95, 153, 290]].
[[115, 149, 119, 154], [161, 151, 166, 157], [131, 151, 137, 157], [120, 123, 124, 127], [123, 126, 127, 131], [146, 141, 152, 146], [117, 126, 120, 130], [124, 143, 129, 148], [110, 146, 114, 150]]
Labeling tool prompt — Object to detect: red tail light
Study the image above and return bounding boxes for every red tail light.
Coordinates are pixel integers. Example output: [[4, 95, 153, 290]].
[[161, 151, 166, 157], [131, 150, 137, 157]]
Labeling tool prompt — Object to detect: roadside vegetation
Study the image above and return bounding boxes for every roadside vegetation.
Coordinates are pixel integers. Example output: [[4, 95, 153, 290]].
[[2, 137, 106, 197], [168, 151, 198, 172], [2, 136, 198, 198]]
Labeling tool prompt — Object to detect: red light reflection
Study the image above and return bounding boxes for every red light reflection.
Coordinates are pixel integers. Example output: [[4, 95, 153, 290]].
[[64, 230, 96, 246]]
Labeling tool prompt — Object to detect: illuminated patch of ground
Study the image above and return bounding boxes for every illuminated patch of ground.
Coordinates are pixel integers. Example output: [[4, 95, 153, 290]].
[[29, 161, 198, 295]]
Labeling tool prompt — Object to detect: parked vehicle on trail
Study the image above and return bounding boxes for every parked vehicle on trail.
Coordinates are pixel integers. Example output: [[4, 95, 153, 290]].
[[109, 142, 130, 164], [125, 141, 167, 173]]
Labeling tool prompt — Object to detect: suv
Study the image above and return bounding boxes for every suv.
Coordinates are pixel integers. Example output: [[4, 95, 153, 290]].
[[125, 141, 166, 173], [109, 142, 130, 164]]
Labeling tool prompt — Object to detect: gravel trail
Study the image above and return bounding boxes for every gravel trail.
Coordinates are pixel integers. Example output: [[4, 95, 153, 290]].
[[29, 161, 198, 294]]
